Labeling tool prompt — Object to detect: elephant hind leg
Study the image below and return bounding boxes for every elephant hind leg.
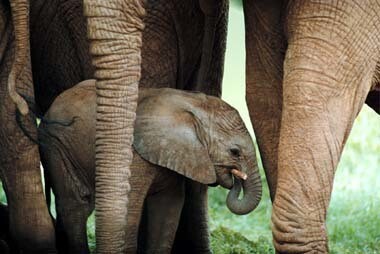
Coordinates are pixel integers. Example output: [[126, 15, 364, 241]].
[[40, 137, 92, 254]]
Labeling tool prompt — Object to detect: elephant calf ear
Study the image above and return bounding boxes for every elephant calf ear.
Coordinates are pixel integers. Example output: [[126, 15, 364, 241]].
[[133, 97, 216, 184]]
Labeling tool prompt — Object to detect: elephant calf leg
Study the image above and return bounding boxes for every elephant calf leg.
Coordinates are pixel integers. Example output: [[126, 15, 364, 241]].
[[124, 153, 159, 253], [40, 142, 92, 253], [172, 181, 211, 254], [56, 204, 92, 254], [139, 173, 185, 254]]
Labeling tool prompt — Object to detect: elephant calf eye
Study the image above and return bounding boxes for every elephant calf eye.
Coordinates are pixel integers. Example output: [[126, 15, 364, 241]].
[[229, 148, 241, 158]]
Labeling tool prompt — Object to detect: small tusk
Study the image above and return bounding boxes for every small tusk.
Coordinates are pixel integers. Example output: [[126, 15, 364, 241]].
[[231, 169, 247, 180]]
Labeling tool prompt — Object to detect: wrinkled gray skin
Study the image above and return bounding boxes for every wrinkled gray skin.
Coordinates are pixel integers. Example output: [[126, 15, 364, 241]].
[[38, 80, 262, 254]]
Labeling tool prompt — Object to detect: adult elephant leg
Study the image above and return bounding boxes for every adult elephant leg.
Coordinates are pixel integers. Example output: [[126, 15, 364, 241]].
[[195, 0, 226, 94], [0, 2, 55, 252], [191, 0, 227, 96], [243, 0, 286, 200], [0, 126, 55, 253], [272, 1, 380, 253], [84, 1, 145, 252]]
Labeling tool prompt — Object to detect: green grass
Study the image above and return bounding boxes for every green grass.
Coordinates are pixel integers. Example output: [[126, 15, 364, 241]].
[[1, 3, 379, 253]]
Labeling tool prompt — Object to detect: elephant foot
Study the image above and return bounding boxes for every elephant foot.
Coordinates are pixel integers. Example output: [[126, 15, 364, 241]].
[[271, 198, 328, 254]]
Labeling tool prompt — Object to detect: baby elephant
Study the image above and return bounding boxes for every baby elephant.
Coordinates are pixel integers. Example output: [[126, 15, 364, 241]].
[[38, 80, 262, 253]]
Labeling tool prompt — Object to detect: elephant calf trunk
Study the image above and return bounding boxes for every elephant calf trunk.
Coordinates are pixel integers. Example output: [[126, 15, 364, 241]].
[[226, 165, 262, 215]]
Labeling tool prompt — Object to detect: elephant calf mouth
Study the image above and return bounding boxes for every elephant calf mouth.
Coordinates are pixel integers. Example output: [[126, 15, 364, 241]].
[[214, 166, 232, 189], [214, 166, 247, 189]]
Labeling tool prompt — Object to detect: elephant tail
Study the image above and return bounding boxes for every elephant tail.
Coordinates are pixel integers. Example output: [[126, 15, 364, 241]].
[[8, 0, 30, 116]]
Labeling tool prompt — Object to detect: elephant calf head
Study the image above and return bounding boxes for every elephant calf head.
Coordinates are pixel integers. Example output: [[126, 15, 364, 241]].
[[134, 87, 262, 215]]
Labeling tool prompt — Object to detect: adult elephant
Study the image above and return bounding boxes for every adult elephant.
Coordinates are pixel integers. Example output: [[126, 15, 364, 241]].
[[29, 0, 228, 252], [0, 0, 55, 252], [244, 1, 379, 253], [83, 0, 380, 253]]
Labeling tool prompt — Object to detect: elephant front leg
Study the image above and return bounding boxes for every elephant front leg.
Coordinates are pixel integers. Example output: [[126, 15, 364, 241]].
[[56, 205, 91, 254], [172, 180, 211, 254], [272, 1, 380, 253], [125, 156, 156, 253], [243, 0, 286, 200], [138, 173, 185, 254]]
